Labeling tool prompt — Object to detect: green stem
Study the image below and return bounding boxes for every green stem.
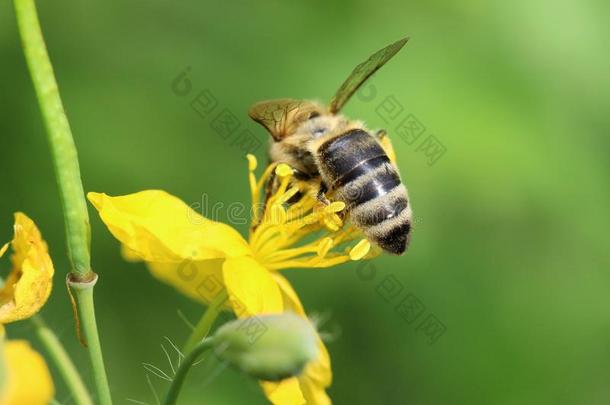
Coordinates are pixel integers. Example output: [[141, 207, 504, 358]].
[[13, 0, 92, 281], [69, 276, 112, 405], [164, 338, 214, 405], [31, 315, 94, 405], [183, 291, 227, 353], [13, 0, 111, 403]]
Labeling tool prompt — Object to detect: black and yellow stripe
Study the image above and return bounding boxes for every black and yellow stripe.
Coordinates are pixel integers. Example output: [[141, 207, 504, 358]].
[[316, 129, 411, 254]]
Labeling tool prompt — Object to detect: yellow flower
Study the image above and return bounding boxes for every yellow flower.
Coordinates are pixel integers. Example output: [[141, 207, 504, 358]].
[[0, 213, 54, 324], [0, 213, 55, 404], [88, 155, 379, 405], [0, 339, 54, 405]]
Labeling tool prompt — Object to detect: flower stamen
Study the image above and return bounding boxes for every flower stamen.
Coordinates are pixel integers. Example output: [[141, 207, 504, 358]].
[[245, 159, 380, 270]]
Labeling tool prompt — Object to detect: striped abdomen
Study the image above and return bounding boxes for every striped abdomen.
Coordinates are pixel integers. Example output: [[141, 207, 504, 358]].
[[315, 129, 412, 254]]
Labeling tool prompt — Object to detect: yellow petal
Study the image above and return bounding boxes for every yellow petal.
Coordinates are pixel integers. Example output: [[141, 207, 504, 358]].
[[0, 213, 54, 324], [221, 261, 320, 404], [272, 274, 332, 404], [261, 378, 305, 405], [120, 244, 141, 262], [222, 257, 283, 317], [0, 340, 54, 405], [299, 342, 332, 405], [146, 259, 230, 307], [299, 378, 331, 405], [272, 274, 305, 315], [87, 191, 251, 262]]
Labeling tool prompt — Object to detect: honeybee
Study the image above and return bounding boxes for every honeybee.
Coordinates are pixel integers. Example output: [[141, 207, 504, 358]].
[[249, 38, 412, 255]]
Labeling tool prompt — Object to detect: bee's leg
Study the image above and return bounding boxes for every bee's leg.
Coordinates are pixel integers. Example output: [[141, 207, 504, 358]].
[[316, 182, 331, 205], [264, 169, 278, 203], [286, 168, 310, 204], [254, 167, 313, 229], [316, 181, 351, 221]]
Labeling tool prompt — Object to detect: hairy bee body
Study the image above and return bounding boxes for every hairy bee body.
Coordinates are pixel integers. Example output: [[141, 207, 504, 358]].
[[250, 37, 413, 255], [315, 127, 411, 254], [267, 113, 412, 254]]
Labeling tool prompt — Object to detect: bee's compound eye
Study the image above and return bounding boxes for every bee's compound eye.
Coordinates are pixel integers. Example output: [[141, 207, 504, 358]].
[[308, 111, 321, 120]]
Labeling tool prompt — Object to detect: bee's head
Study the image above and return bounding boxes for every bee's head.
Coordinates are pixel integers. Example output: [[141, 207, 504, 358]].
[[248, 99, 327, 141]]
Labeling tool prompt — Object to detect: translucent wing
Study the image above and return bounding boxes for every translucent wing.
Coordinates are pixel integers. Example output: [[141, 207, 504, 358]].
[[249, 99, 323, 140], [329, 37, 409, 114]]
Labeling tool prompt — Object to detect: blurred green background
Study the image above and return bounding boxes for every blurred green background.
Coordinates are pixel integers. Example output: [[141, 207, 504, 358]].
[[1, 0, 609, 404]]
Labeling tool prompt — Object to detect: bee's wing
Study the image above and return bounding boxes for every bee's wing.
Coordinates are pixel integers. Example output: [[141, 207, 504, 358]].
[[248, 99, 304, 140], [249, 99, 323, 141], [329, 37, 409, 114]]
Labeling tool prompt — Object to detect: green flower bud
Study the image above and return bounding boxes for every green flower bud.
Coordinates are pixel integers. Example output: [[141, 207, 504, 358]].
[[212, 312, 318, 381]]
